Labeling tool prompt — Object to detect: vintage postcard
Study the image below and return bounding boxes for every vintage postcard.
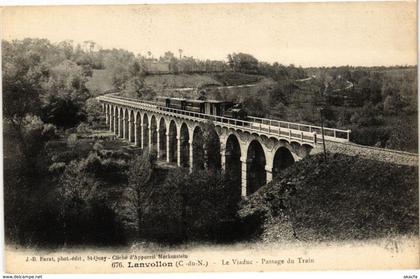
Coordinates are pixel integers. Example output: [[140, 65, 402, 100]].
[[1, 1, 418, 274]]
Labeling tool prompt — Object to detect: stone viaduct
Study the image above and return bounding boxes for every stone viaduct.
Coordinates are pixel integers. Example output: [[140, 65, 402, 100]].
[[97, 94, 351, 196]]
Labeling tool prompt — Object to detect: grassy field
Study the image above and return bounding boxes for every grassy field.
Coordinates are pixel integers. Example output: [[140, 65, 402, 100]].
[[86, 69, 115, 96], [86, 69, 269, 96], [144, 73, 221, 90]]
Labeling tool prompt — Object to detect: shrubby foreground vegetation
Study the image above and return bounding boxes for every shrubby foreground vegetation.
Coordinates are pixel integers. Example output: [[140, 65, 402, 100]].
[[240, 153, 419, 242], [3, 38, 418, 248], [5, 135, 243, 247]]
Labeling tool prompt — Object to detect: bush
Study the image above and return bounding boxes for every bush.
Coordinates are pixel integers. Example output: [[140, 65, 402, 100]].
[[48, 162, 66, 174], [242, 96, 268, 118], [211, 72, 262, 86], [5, 157, 126, 247], [54, 160, 125, 246], [66, 133, 79, 147], [84, 97, 104, 128], [350, 126, 391, 147], [13, 115, 58, 170], [350, 102, 384, 127], [385, 119, 418, 152], [134, 168, 241, 243], [76, 122, 91, 134], [70, 149, 129, 184]]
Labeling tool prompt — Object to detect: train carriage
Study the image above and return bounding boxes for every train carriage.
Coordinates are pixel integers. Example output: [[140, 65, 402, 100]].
[[157, 96, 247, 120], [185, 100, 206, 113]]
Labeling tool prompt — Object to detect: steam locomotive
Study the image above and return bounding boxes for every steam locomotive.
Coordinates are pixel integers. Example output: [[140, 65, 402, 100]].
[[157, 97, 248, 120]]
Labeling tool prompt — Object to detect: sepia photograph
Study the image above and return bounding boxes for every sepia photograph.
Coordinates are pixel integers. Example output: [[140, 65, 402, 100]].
[[1, 1, 418, 274]]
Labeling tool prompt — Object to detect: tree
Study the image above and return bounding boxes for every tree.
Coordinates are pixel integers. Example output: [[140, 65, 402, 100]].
[[2, 40, 48, 123], [270, 102, 287, 119], [56, 158, 125, 246], [227, 52, 259, 73], [202, 123, 221, 171], [59, 160, 99, 203], [242, 96, 268, 118], [103, 49, 136, 89], [386, 119, 418, 152], [136, 167, 240, 243], [350, 102, 383, 127], [84, 98, 104, 128], [121, 76, 156, 100], [268, 83, 289, 105], [383, 94, 402, 116], [5, 114, 57, 175], [161, 51, 175, 61], [163, 169, 240, 241], [129, 60, 145, 77], [40, 60, 90, 128], [358, 77, 382, 104], [227, 54, 234, 69], [125, 150, 157, 235]]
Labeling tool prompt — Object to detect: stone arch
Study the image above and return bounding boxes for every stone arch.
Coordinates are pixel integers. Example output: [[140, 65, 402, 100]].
[[105, 104, 109, 127], [118, 107, 124, 137], [129, 110, 135, 143], [159, 117, 167, 159], [113, 106, 117, 133], [110, 105, 115, 131], [192, 126, 205, 171], [225, 133, 242, 197], [114, 106, 118, 135], [272, 146, 295, 179], [135, 111, 142, 146], [142, 113, 149, 150], [284, 141, 307, 161], [204, 124, 221, 171], [168, 120, 177, 163], [180, 122, 190, 168], [124, 108, 129, 139], [246, 140, 267, 195], [296, 144, 313, 158], [150, 115, 158, 151]]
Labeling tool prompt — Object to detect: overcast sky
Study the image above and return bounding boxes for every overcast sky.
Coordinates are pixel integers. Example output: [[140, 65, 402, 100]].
[[1, 2, 417, 67]]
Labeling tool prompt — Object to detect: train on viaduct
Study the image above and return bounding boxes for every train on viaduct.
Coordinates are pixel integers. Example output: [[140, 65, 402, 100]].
[[97, 94, 351, 197]]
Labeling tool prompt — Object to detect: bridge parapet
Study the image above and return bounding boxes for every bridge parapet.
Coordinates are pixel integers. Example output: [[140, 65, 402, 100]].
[[97, 94, 350, 145], [247, 115, 350, 143]]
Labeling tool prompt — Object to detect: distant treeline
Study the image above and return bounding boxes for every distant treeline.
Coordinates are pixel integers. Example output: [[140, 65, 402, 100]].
[[3, 38, 417, 153]]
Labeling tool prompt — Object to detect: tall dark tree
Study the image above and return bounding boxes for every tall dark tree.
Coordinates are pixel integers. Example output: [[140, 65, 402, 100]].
[[227, 52, 259, 73], [126, 150, 157, 235]]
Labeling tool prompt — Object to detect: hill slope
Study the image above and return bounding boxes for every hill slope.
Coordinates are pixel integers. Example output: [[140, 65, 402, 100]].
[[86, 69, 115, 96], [86, 70, 266, 96], [239, 153, 418, 242]]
